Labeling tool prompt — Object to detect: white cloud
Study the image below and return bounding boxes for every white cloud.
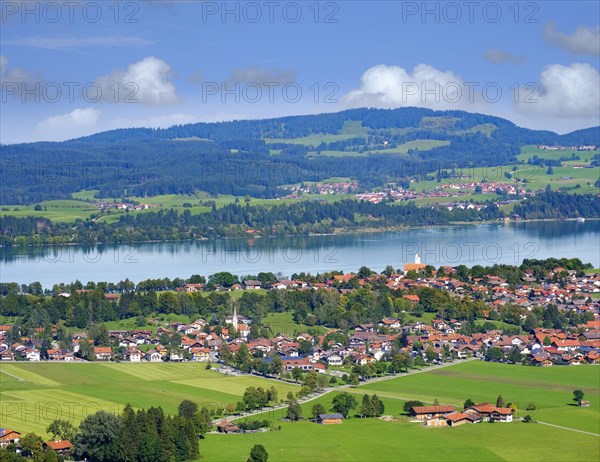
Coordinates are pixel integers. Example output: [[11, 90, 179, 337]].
[[484, 49, 525, 64], [95, 56, 179, 106], [341, 64, 487, 111], [514, 63, 600, 119], [2, 36, 152, 50], [544, 22, 600, 56], [35, 108, 101, 141], [0, 54, 40, 84]]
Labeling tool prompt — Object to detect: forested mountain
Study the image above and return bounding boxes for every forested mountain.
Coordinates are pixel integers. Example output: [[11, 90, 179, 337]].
[[1, 108, 598, 204]]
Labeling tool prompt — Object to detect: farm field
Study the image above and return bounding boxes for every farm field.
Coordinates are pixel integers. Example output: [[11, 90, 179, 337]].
[[358, 361, 600, 433], [203, 362, 600, 462], [1, 200, 98, 223], [262, 312, 326, 337], [0, 362, 299, 438]]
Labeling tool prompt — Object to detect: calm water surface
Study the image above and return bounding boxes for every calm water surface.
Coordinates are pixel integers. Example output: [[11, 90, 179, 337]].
[[1, 221, 598, 287]]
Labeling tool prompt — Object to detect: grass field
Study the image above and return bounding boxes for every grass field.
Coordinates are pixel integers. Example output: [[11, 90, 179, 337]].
[[264, 134, 359, 147], [517, 145, 599, 164], [1, 200, 98, 223], [262, 312, 326, 337], [1, 361, 598, 461], [313, 139, 451, 158], [358, 361, 600, 433], [202, 362, 600, 462], [0, 362, 299, 437]]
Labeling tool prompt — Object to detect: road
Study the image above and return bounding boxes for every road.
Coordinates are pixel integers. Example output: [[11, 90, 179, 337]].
[[535, 420, 600, 437]]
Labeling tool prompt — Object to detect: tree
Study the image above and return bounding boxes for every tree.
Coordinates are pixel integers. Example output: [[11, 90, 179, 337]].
[[286, 399, 302, 421], [178, 399, 198, 420], [311, 403, 326, 420], [496, 395, 505, 408], [46, 419, 76, 441], [74, 411, 122, 462], [507, 346, 522, 364], [291, 367, 303, 382], [357, 266, 374, 279], [546, 166, 554, 175], [359, 394, 372, 418], [573, 389, 585, 405], [403, 400, 424, 413], [267, 386, 278, 404], [425, 347, 437, 362], [198, 406, 213, 434], [372, 395, 384, 417], [463, 398, 475, 410], [390, 351, 413, 372], [268, 355, 283, 376], [247, 444, 269, 462], [20, 433, 44, 462], [485, 347, 505, 362], [43, 448, 59, 462], [219, 343, 234, 364], [331, 392, 357, 418]]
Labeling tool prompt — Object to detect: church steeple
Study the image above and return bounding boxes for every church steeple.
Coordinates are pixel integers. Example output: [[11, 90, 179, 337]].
[[415, 253, 421, 264], [232, 304, 239, 331]]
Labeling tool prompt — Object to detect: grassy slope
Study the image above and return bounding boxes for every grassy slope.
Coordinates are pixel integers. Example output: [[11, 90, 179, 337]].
[[0, 362, 298, 437], [202, 362, 600, 462], [358, 361, 600, 433]]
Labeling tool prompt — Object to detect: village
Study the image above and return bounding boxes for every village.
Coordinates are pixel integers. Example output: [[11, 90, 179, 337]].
[[1, 256, 598, 371]]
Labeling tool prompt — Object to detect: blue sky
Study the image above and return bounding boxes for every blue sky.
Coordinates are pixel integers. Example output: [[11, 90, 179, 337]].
[[1, 0, 599, 143]]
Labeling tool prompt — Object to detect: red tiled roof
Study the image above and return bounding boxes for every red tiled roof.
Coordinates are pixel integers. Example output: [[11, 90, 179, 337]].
[[411, 405, 455, 414], [45, 440, 73, 450]]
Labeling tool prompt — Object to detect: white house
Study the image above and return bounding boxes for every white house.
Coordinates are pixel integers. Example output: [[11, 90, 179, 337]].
[[25, 349, 40, 362], [326, 353, 343, 366], [145, 350, 163, 362]]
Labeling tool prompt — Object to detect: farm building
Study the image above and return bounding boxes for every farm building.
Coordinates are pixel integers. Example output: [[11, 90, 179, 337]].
[[44, 440, 74, 456], [317, 413, 344, 424], [216, 420, 240, 433], [0, 428, 20, 447], [409, 405, 456, 420]]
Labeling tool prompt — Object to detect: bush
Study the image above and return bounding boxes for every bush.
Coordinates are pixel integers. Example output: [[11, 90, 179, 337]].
[[523, 415, 534, 423], [237, 420, 270, 431], [403, 400, 424, 413]]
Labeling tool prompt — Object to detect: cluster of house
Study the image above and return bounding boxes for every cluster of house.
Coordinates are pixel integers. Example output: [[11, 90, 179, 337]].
[[1, 261, 598, 366], [537, 145, 598, 151], [95, 201, 152, 211], [440, 182, 529, 197], [282, 181, 359, 198], [409, 403, 514, 427], [0, 428, 73, 456]]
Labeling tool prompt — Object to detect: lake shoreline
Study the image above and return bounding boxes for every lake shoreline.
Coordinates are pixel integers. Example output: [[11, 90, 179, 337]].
[[1, 217, 597, 249]]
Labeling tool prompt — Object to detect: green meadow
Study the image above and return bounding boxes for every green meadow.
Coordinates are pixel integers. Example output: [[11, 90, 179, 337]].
[[1, 200, 98, 223], [358, 361, 600, 433], [0, 362, 299, 438], [203, 362, 600, 462], [1, 361, 598, 461]]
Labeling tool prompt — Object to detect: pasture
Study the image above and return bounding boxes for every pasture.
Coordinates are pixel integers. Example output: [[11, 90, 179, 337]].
[[358, 361, 600, 433], [203, 362, 600, 462], [0, 362, 299, 438]]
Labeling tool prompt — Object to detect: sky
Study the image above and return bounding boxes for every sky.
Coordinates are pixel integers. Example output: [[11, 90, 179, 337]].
[[1, 0, 599, 143]]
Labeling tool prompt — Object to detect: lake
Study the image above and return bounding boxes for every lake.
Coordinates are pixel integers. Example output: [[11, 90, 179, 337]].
[[1, 220, 599, 288]]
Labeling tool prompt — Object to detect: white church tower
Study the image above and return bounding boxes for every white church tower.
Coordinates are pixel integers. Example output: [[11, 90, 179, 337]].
[[415, 253, 421, 264], [232, 305, 239, 332]]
